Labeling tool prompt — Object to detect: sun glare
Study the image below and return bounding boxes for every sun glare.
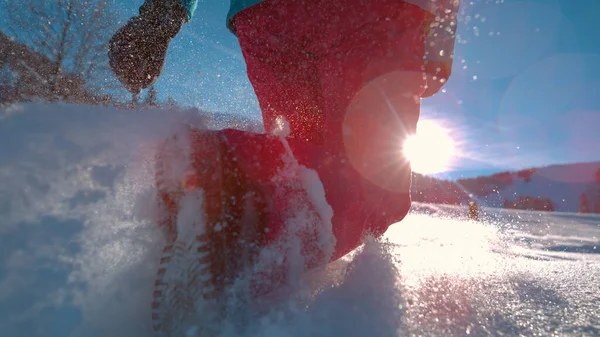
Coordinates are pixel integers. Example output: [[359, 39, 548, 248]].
[[403, 120, 456, 174]]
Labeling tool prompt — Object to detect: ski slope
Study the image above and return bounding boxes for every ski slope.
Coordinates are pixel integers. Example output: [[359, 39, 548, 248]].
[[1, 103, 599, 337]]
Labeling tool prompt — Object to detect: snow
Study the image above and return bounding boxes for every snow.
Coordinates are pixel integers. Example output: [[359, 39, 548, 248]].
[[1, 103, 599, 337]]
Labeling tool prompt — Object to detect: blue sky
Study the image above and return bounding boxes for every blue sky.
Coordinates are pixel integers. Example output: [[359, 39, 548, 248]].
[[120, 0, 600, 178]]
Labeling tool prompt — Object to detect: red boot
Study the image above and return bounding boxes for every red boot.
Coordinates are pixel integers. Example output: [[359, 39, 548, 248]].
[[150, 126, 334, 335]]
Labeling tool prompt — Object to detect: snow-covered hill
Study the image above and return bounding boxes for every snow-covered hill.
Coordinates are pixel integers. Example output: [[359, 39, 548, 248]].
[[456, 162, 600, 212], [1, 103, 599, 337]]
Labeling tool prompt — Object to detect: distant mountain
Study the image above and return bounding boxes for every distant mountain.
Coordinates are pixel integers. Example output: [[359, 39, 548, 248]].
[[411, 161, 600, 213]]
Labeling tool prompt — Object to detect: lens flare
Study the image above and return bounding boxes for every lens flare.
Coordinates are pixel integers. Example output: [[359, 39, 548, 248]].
[[403, 120, 456, 174]]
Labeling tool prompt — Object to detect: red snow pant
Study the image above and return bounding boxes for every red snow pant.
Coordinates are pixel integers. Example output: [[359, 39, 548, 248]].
[[233, 0, 432, 260]]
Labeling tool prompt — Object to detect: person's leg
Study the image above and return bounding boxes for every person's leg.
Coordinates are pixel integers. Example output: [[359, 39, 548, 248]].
[[233, 0, 431, 260]]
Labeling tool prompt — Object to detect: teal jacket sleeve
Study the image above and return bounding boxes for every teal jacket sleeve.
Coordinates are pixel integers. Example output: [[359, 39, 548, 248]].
[[177, 0, 264, 32], [178, 0, 199, 21], [226, 0, 264, 32]]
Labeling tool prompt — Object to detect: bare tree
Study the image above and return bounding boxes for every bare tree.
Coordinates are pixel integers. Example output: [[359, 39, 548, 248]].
[[1, 0, 121, 102], [143, 85, 159, 107]]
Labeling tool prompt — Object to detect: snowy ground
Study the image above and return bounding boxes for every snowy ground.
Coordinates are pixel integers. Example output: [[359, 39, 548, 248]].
[[1, 103, 599, 337]]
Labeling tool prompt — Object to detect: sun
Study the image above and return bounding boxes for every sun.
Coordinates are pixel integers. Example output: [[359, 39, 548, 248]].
[[403, 120, 456, 174]]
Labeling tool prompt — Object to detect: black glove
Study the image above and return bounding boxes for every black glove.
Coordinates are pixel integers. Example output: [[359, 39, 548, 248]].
[[108, 0, 188, 94]]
